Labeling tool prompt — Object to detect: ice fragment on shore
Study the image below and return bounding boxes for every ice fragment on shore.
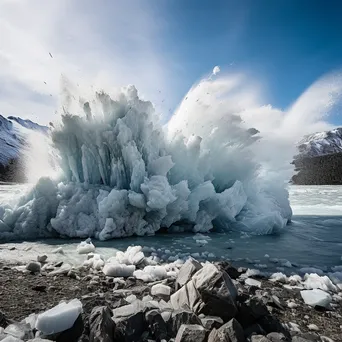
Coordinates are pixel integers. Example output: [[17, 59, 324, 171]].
[[35, 299, 82, 334], [303, 273, 337, 292], [103, 264, 135, 277], [270, 272, 287, 283], [300, 289, 332, 308]]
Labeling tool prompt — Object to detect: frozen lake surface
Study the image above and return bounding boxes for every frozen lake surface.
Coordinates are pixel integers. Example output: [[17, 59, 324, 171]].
[[0, 184, 341, 273]]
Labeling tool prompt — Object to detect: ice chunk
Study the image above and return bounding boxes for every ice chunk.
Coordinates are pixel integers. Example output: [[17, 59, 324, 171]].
[[115, 246, 145, 265], [76, 239, 95, 254], [103, 264, 135, 277], [35, 299, 83, 334], [300, 289, 332, 308], [245, 278, 261, 288], [270, 272, 287, 283], [151, 284, 171, 297], [303, 273, 337, 292]]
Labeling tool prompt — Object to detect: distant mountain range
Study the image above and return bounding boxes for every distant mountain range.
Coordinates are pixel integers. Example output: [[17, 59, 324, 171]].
[[0, 115, 48, 182]]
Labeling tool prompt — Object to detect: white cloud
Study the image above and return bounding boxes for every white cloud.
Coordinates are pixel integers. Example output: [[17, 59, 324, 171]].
[[0, 0, 176, 124]]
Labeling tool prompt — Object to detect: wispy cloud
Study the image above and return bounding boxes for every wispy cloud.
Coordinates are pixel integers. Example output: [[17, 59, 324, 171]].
[[0, 0, 175, 124]]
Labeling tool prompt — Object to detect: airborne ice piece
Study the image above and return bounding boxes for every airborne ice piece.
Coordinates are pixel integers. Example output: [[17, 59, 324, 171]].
[[35, 299, 83, 334]]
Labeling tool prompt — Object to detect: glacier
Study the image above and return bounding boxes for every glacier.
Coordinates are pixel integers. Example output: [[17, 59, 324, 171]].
[[0, 77, 295, 240]]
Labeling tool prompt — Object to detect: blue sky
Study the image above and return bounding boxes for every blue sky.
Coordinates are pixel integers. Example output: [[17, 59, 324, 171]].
[[0, 0, 341, 125]]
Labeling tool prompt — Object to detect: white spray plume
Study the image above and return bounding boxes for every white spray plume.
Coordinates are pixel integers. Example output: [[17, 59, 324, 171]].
[[0, 68, 341, 240]]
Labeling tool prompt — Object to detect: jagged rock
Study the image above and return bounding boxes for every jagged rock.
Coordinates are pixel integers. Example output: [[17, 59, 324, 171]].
[[27, 338, 52, 341], [291, 337, 314, 342], [4, 322, 34, 340], [145, 309, 168, 341], [236, 297, 269, 328], [215, 261, 241, 280], [169, 310, 202, 337], [170, 280, 201, 312], [192, 263, 238, 321], [26, 262, 41, 273], [89, 306, 115, 342], [37, 255, 48, 263], [175, 324, 207, 342], [114, 312, 146, 342], [200, 316, 223, 330], [220, 319, 246, 342], [266, 332, 288, 341], [176, 258, 202, 288]]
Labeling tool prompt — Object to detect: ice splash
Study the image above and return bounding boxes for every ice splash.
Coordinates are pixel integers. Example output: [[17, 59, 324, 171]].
[[1, 68, 341, 240]]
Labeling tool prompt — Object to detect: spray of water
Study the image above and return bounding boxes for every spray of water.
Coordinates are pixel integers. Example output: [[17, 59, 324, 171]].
[[0, 67, 341, 240]]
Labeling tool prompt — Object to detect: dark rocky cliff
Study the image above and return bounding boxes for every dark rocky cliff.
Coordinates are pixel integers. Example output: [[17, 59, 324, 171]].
[[292, 152, 342, 185]]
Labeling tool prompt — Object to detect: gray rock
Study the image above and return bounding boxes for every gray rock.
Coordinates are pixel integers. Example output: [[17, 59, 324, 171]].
[[26, 262, 41, 273], [291, 337, 314, 342], [170, 280, 201, 312], [192, 263, 238, 321], [145, 309, 168, 341], [37, 255, 47, 263], [89, 306, 115, 342], [243, 324, 266, 338], [4, 322, 34, 340], [266, 332, 288, 341], [176, 258, 202, 288], [200, 316, 223, 330], [175, 324, 207, 342], [235, 297, 269, 328], [219, 318, 246, 342], [27, 339, 52, 342], [169, 310, 202, 337], [114, 312, 146, 342]]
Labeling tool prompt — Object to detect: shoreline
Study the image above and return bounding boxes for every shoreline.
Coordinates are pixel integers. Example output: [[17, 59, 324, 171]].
[[0, 242, 341, 341]]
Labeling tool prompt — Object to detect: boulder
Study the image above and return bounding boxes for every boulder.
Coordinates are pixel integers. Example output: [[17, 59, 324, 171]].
[[89, 306, 115, 342], [235, 297, 269, 328], [192, 263, 238, 321], [26, 262, 41, 273], [175, 324, 207, 342], [37, 255, 48, 263], [213, 318, 245, 342], [176, 258, 202, 288], [168, 310, 202, 337], [170, 280, 201, 312], [145, 309, 168, 341]]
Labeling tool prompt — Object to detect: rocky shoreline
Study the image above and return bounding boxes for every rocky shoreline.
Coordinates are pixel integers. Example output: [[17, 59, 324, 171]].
[[0, 242, 341, 342]]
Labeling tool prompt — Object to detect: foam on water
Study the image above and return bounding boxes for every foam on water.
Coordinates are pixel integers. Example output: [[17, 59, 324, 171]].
[[0, 68, 342, 240]]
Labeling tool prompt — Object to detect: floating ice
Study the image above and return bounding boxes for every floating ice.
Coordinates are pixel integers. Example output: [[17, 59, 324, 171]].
[[35, 299, 82, 334]]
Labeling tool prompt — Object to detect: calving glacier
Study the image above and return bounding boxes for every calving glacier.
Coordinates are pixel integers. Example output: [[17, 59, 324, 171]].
[[2, 69, 341, 240]]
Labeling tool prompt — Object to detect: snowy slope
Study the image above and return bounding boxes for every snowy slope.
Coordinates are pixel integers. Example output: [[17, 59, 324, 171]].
[[296, 128, 342, 158], [0, 115, 48, 166]]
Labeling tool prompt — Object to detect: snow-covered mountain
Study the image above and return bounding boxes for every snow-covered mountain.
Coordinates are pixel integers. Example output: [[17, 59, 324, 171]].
[[0, 115, 48, 181], [296, 128, 342, 158]]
